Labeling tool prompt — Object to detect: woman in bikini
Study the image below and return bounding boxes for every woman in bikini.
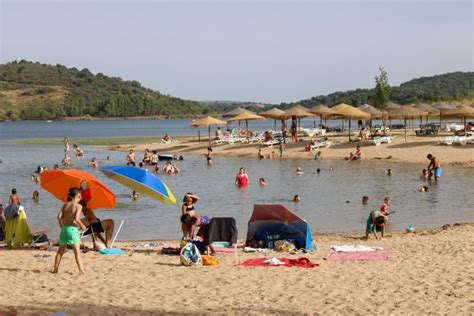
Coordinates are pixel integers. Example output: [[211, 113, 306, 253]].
[[181, 193, 200, 238]]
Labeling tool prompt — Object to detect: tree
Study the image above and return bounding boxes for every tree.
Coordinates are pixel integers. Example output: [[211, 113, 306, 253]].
[[374, 66, 391, 110]]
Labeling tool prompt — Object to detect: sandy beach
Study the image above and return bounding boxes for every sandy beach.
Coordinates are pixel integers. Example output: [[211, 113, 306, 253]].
[[128, 131, 474, 167], [1, 223, 472, 315]]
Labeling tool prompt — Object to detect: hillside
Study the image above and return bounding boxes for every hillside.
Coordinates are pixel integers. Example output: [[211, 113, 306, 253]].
[[0, 60, 212, 120], [279, 72, 474, 109]]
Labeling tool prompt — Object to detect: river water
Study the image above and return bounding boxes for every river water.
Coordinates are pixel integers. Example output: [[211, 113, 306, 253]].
[[0, 141, 472, 240]]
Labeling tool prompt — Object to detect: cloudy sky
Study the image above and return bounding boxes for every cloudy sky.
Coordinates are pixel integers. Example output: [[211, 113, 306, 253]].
[[1, 0, 472, 103]]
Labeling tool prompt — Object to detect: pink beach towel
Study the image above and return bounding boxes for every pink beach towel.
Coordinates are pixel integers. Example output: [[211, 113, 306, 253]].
[[238, 257, 318, 268], [325, 252, 391, 262]]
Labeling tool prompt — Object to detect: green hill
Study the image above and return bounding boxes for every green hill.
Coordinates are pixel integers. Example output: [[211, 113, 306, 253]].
[[0, 60, 212, 120], [280, 72, 474, 109]]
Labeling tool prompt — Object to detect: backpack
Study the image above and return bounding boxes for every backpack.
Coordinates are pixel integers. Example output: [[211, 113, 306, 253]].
[[180, 242, 202, 266]]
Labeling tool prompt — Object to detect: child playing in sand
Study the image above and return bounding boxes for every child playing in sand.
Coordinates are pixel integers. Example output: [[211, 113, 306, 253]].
[[53, 187, 87, 274], [365, 210, 387, 240]]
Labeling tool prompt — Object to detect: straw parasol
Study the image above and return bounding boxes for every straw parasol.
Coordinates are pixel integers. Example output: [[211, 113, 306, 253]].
[[279, 105, 314, 142], [441, 105, 474, 133], [388, 106, 428, 142], [260, 108, 285, 130], [221, 107, 255, 118], [191, 116, 227, 144], [386, 102, 401, 111], [413, 102, 439, 125], [332, 103, 371, 140], [359, 104, 385, 118], [431, 102, 455, 127], [309, 105, 337, 128], [227, 112, 266, 140]]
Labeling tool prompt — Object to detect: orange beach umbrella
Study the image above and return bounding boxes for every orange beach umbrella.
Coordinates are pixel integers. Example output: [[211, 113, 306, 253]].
[[40, 169, 116, 209]]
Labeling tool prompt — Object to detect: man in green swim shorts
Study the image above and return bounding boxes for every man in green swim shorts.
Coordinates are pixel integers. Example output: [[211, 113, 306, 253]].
[[53, 187, 87, 274]]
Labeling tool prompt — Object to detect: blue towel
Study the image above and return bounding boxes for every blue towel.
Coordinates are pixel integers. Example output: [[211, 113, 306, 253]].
[[99, 248, 125, 255]]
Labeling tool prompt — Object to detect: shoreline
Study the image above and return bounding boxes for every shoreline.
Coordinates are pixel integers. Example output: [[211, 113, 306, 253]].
[[126, 132, 474, 167]]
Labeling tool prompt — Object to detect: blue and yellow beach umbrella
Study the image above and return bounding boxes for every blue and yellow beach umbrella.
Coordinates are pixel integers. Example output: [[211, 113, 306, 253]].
[[100, 166, 176, 206]]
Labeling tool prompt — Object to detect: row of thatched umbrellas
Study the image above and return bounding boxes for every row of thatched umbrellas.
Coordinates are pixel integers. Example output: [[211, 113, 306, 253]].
[[191, 102, 474, 143]]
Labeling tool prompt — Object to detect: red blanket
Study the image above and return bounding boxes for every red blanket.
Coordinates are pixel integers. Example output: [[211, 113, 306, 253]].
[[239, 257, 318, 268]]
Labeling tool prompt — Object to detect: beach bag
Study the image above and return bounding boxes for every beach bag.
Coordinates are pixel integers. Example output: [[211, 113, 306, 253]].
[[202, 255, 220, 266], [180, 242, 202, 266]]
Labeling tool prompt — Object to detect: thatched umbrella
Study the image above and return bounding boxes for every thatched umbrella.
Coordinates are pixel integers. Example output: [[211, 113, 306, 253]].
[[191, 116, 227, 145], [332, 103, 371, 140], [441, 105, 474, 133], [413, 103, 439, 125], [260, 108, 285, 130], [279, 105, 314, 142], [431, 102, 455, 127], [309, 105, 337, 128], [227, 112, 266, 140], [388, 106, 428, 142], [359, 104, 385, 130], [222, 107, 255, 117]]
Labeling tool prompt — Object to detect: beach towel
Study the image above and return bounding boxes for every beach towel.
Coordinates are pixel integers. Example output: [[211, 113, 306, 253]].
[[331, 245, 383, 252], [238, 257, 318, 268], [325, 252, 391, 262], [99, 248, 125, 255], [5, 210, 31, 248]]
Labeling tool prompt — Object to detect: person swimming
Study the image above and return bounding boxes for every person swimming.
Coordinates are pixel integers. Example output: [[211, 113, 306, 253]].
[[362, 196, 369, 205], [296, 167, 304, 175], [387, 169, 393, 176], [259, 178, 266, 186], [32, 191, 39, 203], [131, 190, 140, 200], [258, 148, 264, 159], [293, 194, 301, 202], [420, 169, 429, 180], [316, 168, 321, 174]]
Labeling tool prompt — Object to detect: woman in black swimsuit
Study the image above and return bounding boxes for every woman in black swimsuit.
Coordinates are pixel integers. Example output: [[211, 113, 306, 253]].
[[180, 193, 200, 238]]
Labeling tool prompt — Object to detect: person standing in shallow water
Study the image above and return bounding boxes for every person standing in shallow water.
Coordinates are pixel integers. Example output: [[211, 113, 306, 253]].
[[427, 154, 442, 181], [235, 167, 249, 188], [206, 147, 213, 165]]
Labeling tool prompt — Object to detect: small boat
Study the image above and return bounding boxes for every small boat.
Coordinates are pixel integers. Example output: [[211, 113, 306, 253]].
[[45, 120, 53, 123], [158, 154, 174, 161]]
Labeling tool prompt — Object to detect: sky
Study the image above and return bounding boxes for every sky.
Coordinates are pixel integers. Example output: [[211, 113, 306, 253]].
[[0, 0, 472, 103]]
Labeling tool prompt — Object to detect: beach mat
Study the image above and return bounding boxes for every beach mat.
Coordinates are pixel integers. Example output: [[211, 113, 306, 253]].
[[99, 248, 125, 255], [325, 252, 391, 262], [238, 257, 318, 268]]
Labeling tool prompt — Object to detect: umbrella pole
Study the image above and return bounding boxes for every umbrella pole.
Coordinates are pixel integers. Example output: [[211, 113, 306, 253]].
[[348, 119, 351, 141], [439, 111, 442, 130], [111, 220, 125, 248], [246, 120, 249, 140], [208, 125, 211, 145], [274, 119, 276, 131], [320, 115, 322, 129], [404, 117, 407, 142], [198, 129, 200, 142]]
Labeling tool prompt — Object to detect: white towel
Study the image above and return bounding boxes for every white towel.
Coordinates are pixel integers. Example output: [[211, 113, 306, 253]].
[[331, 245, 383, 252], [264, 258, 285, 266]]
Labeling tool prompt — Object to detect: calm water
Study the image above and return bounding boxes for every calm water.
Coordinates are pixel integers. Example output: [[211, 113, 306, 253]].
[[0, 118, 409, 141], [0, 144, 472, 240]]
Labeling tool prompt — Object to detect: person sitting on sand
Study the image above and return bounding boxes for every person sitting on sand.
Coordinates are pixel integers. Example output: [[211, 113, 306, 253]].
[[81, 207, 115, 250], [142, 148, 151, 165], [259, 178, 266, 186], [215, 127, 223, 139], [206, 147, 213, 165], [9, 189, 21, 205], [314, 151, 322, 161], [54, 187, 86, 274], [296, 167, 304, 175], [126, 149, 136, 166], [235, 167, 249, 188], [365, 210, 387, 240], [32, 191, 39, 203], [347, 145, 362, 161], [88, 157, 98, 168], [161, 133, 171, 144], [427, 154, 442, 181]]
